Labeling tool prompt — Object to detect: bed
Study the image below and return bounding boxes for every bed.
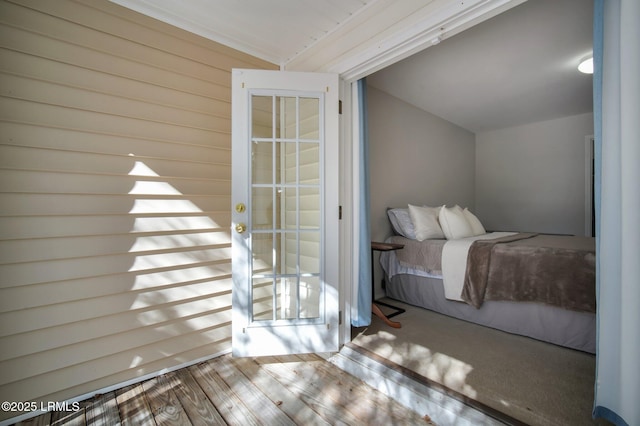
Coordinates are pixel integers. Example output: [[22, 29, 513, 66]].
[[379, 205, 597, 353]]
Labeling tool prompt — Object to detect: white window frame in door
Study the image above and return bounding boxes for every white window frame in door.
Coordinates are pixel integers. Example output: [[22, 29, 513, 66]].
[[231, 69, 340, 357]]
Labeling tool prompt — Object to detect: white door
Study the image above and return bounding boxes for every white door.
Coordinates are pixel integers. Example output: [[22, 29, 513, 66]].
[[231, 69, 340, 357]]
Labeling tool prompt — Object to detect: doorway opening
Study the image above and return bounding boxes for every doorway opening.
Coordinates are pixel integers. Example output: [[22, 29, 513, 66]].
[[586, 135, 595, 237]]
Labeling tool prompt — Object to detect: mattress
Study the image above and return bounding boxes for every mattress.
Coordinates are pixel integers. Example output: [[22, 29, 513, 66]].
[[380, 241, 596, 353]]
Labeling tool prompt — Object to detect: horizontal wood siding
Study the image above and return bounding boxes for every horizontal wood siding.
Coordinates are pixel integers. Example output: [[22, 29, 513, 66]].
[[0, 0, 276, 421]]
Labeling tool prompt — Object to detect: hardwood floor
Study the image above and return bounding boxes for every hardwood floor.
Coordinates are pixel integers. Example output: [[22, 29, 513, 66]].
[[13, 353, 433, 426]]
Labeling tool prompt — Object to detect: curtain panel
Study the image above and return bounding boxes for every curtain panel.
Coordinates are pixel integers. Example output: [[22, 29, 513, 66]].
[[593, 1, 640, 425], [352, 78, 372, 327]]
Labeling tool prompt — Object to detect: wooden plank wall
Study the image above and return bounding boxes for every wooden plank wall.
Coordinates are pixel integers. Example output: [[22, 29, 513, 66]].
[[0, 0, 276, 421]]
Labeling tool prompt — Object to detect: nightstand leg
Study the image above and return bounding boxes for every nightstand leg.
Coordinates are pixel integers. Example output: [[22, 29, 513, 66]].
[[371, 247, 403, 328], [372, 302, 402, 328]]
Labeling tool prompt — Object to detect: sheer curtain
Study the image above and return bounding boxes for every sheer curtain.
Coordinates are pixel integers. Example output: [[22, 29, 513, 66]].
[[351, 78, 372, 327], [592, 1, 640, 425]]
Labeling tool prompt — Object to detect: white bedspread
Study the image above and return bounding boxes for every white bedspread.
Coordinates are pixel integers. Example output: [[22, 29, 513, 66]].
[[441, 232, 516, 301]]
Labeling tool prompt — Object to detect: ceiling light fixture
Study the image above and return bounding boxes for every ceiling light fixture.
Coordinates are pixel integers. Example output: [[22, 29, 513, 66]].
[[578, 56, 593, 74]]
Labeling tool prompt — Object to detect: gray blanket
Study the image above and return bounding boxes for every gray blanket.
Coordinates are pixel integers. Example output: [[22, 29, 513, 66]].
[[388, 235, 446, 276], [461, 233, 596, 312]]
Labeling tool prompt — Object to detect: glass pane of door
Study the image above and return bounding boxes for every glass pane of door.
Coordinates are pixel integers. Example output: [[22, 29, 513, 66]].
[[250, 93, 322, 324]]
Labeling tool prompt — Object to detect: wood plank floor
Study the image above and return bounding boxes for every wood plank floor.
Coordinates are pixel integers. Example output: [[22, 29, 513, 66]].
[[13, 353, 434, 426]]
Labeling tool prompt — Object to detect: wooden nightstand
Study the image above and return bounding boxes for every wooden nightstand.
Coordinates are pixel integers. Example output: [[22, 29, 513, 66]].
[[371, 241, 406, 328]]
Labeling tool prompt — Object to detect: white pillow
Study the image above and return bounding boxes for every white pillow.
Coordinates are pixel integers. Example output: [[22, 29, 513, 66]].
[[408, 204, 444, 241], [463, 208, 486, 236], [387, 208, 416, 239], [439, 205, 474, 240]]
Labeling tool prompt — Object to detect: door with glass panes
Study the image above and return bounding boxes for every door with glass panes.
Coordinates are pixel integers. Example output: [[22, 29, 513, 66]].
[[231, 70, 339, 357]]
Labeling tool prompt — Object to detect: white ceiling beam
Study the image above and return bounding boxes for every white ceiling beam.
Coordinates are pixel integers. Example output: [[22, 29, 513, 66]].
[[285, 0, 527, 82]]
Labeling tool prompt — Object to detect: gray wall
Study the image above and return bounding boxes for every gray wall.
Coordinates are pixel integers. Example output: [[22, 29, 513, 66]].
[[475, 113, 594, 236], [368, 87, 477, 242], [368, 86, 476, 297], [368, 86, 594, 298]]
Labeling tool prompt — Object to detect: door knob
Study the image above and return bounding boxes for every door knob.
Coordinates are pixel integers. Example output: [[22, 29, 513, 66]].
[[235, 223, 247, 234]]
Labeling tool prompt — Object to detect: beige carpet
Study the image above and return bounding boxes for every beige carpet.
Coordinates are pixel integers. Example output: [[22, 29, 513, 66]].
[[352, 299, 610, 426]]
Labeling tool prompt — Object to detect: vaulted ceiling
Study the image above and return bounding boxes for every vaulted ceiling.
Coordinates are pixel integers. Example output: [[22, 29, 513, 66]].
[[111, 0, 593, 132], [368, 0, 594, 132]]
